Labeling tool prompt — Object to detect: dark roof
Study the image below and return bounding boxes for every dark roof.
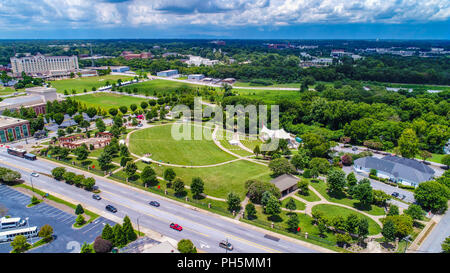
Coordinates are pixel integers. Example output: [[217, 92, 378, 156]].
[[270, 174, 298, 192], [354, 156, 435, 184]]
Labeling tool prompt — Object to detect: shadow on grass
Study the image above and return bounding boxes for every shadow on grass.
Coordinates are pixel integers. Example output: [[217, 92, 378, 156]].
[[267, 215, 283, 223]]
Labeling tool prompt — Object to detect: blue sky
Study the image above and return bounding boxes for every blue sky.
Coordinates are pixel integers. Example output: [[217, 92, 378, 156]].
[[0, 0, 449, 39]]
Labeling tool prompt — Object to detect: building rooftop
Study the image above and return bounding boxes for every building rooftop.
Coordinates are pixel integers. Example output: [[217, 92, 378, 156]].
[[270, 174, 298, 192], [0, 115, 28, 127], [354, 156, 435, 184]]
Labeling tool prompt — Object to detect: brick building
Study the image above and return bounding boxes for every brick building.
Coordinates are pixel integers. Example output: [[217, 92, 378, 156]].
[[0, 115, 31, 143]]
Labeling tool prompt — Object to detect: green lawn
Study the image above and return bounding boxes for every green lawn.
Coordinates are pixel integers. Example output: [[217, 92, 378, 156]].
[[297, 189, 321, 202], [49, 75, 134, 93], [0, 86, 17, 95], [427, 153, 446, 164], [121, 79, 206, 95], [236, 89, 300, 104], [129, 124, 236, 166], [311, 204, 381, 235], [282, 197, 306, 210], [309, 179, 386, 216], [73, 93, 147, 111], [150, 160, 272, 199]]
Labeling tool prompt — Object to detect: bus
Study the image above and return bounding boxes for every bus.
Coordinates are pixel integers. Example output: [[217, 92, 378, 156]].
[[0, 226, 38, 242], [24, 153, 37, 161], [7, 147, 26, 158], [0, 217, 25, 230]]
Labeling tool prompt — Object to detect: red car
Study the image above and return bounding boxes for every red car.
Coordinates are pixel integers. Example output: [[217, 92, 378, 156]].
[[170, 223, 183, 231]]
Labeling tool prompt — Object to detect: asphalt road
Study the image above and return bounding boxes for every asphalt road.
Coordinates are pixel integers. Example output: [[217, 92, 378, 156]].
[[418, 210, 450, 253], [0, 150, 320, 253]]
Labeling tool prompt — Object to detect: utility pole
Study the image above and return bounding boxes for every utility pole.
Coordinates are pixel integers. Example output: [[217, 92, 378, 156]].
[[30, 174, 34, 193]]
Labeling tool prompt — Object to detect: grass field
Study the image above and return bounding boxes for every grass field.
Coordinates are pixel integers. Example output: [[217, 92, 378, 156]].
[[151, 160, 272, 199], [310, 179, 386, 216], [49, 75, 134, 93], [129, 124, 236, 166], [282, 197, 306, 211], [122, 79, 206, 95], [236, 89, 300, 104], [0, 86, 17, 95], [311, 204, 381, 235], [73, 93, 147, 110]]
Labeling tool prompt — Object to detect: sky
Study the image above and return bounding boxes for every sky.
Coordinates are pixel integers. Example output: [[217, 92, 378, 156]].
[[0, 0, 449, 39]]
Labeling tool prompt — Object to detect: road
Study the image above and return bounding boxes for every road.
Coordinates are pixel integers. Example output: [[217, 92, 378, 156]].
[[418, 209, 450, 253], [0, 150, 322, 253]]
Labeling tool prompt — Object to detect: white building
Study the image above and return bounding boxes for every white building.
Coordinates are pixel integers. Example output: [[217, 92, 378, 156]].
[[10, 53, 79, 77], [186, 55, 219, 66], [260, 126, 299, 149]]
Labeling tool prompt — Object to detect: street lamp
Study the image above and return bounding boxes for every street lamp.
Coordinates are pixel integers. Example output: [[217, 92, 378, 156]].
[[402, 235, 412, 253], [136, 215, 143, 237]]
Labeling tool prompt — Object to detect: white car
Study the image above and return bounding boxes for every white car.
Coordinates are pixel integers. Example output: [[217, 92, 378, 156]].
[[31, 172, 39, 177]]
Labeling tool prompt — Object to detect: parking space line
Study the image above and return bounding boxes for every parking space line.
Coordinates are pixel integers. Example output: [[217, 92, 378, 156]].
[[82, 221, 104, 234], [48, 211, 64, 218], [60, 215, 73, 222], [56, 214, 70, 220]]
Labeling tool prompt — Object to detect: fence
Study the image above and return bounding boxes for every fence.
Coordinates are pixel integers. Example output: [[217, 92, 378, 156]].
[[244, 218, 337, 247], [108, 173, 232, 217]]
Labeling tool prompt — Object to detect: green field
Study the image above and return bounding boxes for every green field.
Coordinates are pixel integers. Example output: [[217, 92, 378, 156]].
[[282, 197, 306, 210], [73, 93, 147, 110], [49, 75, 134, 93], [151, 160, 272, 199], [122, 79, 206, 95], [0, 86, 17, 95], [235, 89, 300, 104], [311, 204, 381, 235], [129, 124, 236, 166]]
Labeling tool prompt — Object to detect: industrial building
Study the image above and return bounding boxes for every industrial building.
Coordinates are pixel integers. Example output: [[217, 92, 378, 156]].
[[156, 69, 179, 77], [188, 74, 205, 80], [0, 87, 58, 116]]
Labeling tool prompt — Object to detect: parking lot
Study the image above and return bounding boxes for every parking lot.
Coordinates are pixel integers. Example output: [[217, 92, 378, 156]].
[[0, 184, 115, 253]]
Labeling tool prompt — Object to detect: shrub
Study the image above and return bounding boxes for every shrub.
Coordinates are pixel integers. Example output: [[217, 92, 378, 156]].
[[51, 167, 66, 181], [75, 215, 85, 226], [177, 239, 197, 253], [93, 236, 112, 253], [75, 204, 84, 215]]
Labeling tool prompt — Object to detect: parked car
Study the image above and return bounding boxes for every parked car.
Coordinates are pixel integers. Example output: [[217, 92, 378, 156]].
[[92, 194, 101, 200], [391, 192, 399, 198], [219, 240, 233, 251], [149, 201, 160, 207], [106, 205, 117, 213], [31, 172, 39, 177], [170, 223, 182, 231], [352, 147, 358, 151]]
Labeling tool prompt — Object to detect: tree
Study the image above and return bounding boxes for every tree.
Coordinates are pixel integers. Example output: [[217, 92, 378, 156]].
[[63, 171, 76, 184], [404, 204, 425, 220], [265, 195, 281, 217], [309, 157, 331, 174], [113, 224, 127, 248], [414, 181, 450, 213], [245, 180, 281, 204], [382, 215, 413, 239], [74, 145, 89, 161], [140, 101, 148, 110], [95, 118, 106, 132], [177, 239, 197, 253], [173, 178, 185, 196], [297, 179, 309, 195], [93, 236, 112, 253], [346, 172, 358, 188], [286, 213, 300, 232], [108, 108, 118, 117], [119, 106, 128, 115], [141, 166, 157, 186], [86, 107, 97, 120], [253, 144, 261, 157], [38, 224, 54, 242], [352, 179, 373, 208], [75, 204, 84, 215], [227, 192, 241, 213], [124, 161, 137, 178], [163, 168, 176, 182], [442, 155, 450, 168], [119, 145, 129, 157], [101, 223, 114, 241], [191, 177, 204, 198], [268, 158, 296, 177], [336, 233, 352, 247], [245, 203, 257, 219], [387, 205, 399, 216], [76, 214, 85, 226], [98, 151, 112, 171], [346, 214, 360, 234], [122, 215, 137, 243], [291, 149, 310, 170], [372, 190, 391, 207], [318, 221, 328, 237], [80, 242, 95, 253], [53, 113, 64, 125], [398, 128, 419, 158], [11, 235, 30, 253], [51, 167, 66, 181], [382, 220, 396, 243], [358, 218, 369, 243], [83, 177, 96, 191], [341, 154, 353, 166], [419, 150, 432, 162], [285, 198, 297, 212], [327, 168, 347, 195], [31, 195, 39, 205], [130, 104, 137, 112], [73, 114, 84, 125], [332, 215, 347, 231], [442, 236, 450, 253], [80, 120, 90, 132]]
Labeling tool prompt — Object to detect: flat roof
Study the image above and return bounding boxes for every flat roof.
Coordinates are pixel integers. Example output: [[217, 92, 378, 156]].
[[0, 115, 29, 127], [1, 217, 21, 224], [0, 226, 37, 236]]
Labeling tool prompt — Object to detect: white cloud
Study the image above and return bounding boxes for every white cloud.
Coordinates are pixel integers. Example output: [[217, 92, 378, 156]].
[[0, 0, 448, 30]]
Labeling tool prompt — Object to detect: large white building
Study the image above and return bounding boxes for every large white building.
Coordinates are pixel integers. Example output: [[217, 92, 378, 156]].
[[10, 53, 79, 78]]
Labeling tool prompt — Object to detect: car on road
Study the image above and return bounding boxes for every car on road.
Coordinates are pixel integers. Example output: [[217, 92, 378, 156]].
[[219, 240, 233, 251], [170, 223, 182, 231], [92, 194, 101, 200], [149, 201, 160, 207], [351, 147, 358, 151], [31, 172, 39, 177], [391, 192, 399, 198], [105, 205, 117, 213]]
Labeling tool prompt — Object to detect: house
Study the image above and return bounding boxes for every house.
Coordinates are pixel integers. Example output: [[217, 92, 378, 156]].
[[353, 155, 435, 187], [270, 174, 298, 196]]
